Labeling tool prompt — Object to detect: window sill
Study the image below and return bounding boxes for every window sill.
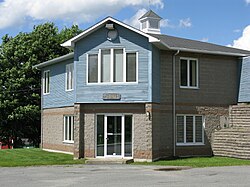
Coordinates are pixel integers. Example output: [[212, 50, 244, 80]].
[[86, 82, 138, 86], [63, 141, 74, 144], [176, 143, 205, 146], [180, 86, 199, 90], [65, 89, 74, 92], [43, 93, 50, 95]]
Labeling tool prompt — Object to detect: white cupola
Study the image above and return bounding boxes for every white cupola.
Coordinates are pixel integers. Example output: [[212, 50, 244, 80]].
[[139, 10, 162, 34]]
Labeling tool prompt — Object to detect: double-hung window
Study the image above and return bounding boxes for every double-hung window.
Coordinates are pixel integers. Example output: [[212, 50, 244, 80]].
[[64, 116, 74, 143], [66, 64, 74, 91], [176, 115, 204, 145], [180, 58, 198, 88], [87, 49, 137, 84], [43, 70, 50, 94]]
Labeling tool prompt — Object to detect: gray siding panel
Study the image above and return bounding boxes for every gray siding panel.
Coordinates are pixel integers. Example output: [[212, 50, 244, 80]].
[[152, 45, 161, 103], [42, 59, 75, 108], [75, 24, 151, 103], [160, 51, 239, 105], [239, 57, 250, 102]]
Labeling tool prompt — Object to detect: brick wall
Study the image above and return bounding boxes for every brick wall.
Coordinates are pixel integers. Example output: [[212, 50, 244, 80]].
[[42, 107, 74, 153]]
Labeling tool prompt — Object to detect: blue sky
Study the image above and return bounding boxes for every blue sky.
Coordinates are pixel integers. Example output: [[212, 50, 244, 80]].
[[0, 0, 250, 50]]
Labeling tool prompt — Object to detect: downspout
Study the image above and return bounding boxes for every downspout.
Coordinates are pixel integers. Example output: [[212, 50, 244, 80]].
[[173, 50, 180, 157]]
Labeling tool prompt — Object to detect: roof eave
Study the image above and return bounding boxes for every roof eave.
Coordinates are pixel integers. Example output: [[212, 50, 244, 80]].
[[33, 52, 74, 69], [156, 41, 250, 57], [171, 47, 250, 57], [61, 17, 160, 48]]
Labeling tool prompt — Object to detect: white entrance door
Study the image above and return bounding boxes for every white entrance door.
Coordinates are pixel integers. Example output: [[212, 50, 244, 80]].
[[96, 114, 133, 158]]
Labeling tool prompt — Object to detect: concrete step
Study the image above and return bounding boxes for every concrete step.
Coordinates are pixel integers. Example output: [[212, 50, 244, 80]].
[[85, 158, 134, 165]]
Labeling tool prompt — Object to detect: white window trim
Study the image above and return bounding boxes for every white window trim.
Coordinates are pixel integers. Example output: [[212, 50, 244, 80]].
[[65, 63, 74, 91], [176, 114, 205, 146], [43, 70, 50, 95], [86, 48, 138, 85], [180, 57, 199, 89], [63, 115, 74, 144]]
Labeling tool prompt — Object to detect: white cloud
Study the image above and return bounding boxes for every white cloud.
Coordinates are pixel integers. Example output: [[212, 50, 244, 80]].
[[124, 8, 171, 29], [179, 18, 192, 28], [201, 38, 209, 42], [123, 8, 147, 28], [229, 25, 250, 50], [245, 0, 250, 4], [160, 19, 173, 28], [0, 0, 164, 29]]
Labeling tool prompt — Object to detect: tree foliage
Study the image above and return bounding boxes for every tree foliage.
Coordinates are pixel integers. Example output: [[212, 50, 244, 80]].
[[0, 23, 82, 147]]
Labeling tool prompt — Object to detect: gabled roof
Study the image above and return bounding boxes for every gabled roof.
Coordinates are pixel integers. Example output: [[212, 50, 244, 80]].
[[150, 34, 250, 57], [61, 17, 160, 48], [61, 16, 250, 57], [139, 10, 162, 20], [33, 52, 74, 69], [35, 16, 250, 69]]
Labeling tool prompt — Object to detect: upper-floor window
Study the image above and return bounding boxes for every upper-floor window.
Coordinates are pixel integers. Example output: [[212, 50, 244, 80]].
[[180, 58, 198, 88], [64, 115, 74, 143], [43, 70, 50, 94], [176, 115, 204, 145], [87, 49, 137, 84], [66, 64, 74, 91], [149, 19, 159, 29]]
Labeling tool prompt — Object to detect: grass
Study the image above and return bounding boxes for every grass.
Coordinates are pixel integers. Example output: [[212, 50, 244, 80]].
[[0, 148, 85, 167], [133, 156, 250, 168], [1, 149, 250, 168]]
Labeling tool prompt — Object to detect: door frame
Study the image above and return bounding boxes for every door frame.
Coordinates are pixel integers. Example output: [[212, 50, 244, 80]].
[[95, 113, 133, 159]]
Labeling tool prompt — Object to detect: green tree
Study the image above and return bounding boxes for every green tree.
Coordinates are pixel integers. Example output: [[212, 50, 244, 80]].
[[0, 23, 81, 147]]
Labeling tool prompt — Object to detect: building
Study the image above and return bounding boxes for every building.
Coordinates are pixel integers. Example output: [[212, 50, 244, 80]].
[[34, 10, 250, 161]]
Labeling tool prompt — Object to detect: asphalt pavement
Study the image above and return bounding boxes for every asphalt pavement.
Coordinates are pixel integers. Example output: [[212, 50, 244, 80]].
[[0, 165, 249, 187]]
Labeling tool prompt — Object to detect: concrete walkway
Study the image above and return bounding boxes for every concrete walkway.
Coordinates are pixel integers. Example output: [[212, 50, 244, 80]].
[[0, 165, 249, 187]]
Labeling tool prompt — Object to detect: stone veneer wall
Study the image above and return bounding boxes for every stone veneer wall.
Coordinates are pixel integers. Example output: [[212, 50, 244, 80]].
[[42, 107, 74, 153], [73, 104, 84, 159], [213, 104, 250, 159], [133, 113, 152, 161], [84, 114, 95, 158]]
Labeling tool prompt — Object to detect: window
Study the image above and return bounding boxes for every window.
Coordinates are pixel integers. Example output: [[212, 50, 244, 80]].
[[126, 53, 137, 82], [88, 54, 98, 83], [149, 19, 159, 29], [64, 116, 74, 143], [176, 115, 204, 145], [142, 21, 147, 29], [66, 64, 74, 91], [43, 70, 50, 94], [180, 58, 198, 88], [87, 49, 137, 84]]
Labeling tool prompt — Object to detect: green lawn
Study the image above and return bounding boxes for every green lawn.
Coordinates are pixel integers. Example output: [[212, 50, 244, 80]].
[[0, 148, 85, 167], [134, 156, 250, 168], [1, 149, 250, 168]]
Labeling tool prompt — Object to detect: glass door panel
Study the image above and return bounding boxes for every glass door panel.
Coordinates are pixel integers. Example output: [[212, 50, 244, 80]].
[[107, 116, 122, 156], [97, 115, 104, 156], [125, 115, 132, 157]]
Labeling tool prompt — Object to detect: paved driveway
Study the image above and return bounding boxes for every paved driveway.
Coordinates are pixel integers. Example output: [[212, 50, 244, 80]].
[[0, 165, 249, 187]]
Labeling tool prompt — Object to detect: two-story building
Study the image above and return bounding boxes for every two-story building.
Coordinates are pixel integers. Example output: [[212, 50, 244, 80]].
[[34, 10, 250, 161]]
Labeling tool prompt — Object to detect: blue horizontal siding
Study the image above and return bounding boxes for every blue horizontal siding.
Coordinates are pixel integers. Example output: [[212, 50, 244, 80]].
[[239, 57, 250, 102], [42, 58, 75, 108], [75, 24, 151, 103]]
